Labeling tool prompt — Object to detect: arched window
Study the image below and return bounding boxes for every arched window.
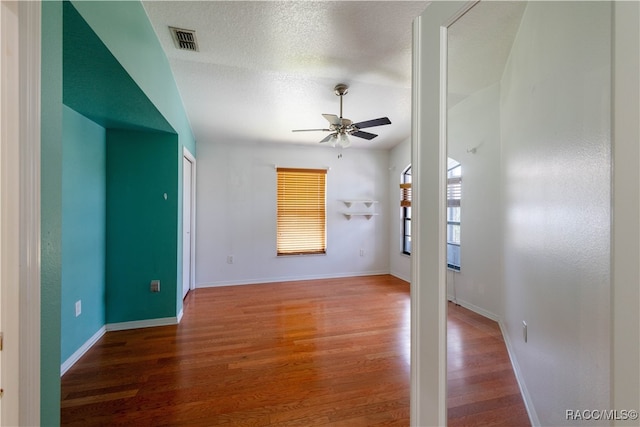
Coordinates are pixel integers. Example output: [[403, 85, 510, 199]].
[[447, 159, 461, 270], [401, 165, 412, 255]]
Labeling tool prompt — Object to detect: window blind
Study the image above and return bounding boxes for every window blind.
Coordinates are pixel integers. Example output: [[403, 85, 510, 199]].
[[447, 176, 461, 207], [276, 168, 327, 255]]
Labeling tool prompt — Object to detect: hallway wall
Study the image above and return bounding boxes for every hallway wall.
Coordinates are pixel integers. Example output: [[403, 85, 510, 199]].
[[499, 2, 612, 423]]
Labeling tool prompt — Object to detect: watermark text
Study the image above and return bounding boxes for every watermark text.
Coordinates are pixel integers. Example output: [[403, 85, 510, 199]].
[[566, 409, 638, 421]]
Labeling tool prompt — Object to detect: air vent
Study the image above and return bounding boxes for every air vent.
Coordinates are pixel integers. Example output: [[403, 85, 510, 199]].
[[169, 27, 199, 52]]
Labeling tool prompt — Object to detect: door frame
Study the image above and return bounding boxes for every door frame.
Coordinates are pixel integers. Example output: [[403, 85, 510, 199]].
[[182, 147, 196, 299], [0, 1, 41, 425], [412, 2, 640, 426], [411, 2, 474, 426]]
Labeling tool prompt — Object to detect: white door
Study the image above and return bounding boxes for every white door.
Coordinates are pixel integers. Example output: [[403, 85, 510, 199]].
[[182, 154, 194, 299]]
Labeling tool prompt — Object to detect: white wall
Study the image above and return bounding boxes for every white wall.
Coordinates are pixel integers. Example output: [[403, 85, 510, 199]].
[[195, 141, 390, 286], [447, 83, 503, 318], [389, 137, 411, 282], [500, 2, 611, 424]]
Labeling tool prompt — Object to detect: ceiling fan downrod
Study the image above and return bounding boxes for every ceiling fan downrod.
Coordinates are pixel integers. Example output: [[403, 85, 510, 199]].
[[334, 83, 349, 119]]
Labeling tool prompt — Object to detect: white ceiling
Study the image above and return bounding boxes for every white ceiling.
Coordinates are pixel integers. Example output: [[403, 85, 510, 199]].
[[448, 1, 527, 107], [142, 1, 527, 151], [142, 1, 430, 150]]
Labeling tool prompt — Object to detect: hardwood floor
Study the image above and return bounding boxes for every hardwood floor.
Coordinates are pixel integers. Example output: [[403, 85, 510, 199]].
[[447, 302, 530, 427], [61, 275, 529, 426]]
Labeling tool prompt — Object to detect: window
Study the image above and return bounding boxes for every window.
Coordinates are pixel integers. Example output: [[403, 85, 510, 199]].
[[400, 166, 412, 255], [447, 159, 461, 270], [276, 168, 327, 255]]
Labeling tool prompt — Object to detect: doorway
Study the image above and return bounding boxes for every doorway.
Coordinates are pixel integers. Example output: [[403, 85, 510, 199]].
[[444, 1, 613, 425], [182, 149, 196, 299]]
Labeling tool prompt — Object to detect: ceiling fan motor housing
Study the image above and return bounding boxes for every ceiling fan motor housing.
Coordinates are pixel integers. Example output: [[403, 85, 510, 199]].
[[334, 83, 349, 97]]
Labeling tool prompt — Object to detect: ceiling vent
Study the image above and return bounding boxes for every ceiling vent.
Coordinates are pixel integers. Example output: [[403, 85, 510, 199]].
[[169, 27, 199, 52]]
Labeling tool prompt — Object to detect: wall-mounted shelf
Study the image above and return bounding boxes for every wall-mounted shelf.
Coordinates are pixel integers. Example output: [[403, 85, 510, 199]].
[[342, 212, 379, 220], [340, 200, 378, 220], [341, 200, 378, 208]]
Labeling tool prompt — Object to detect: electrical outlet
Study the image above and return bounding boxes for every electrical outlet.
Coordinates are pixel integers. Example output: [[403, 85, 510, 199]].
[[359, 248, 365, 257], [75, 300, 82, 317], [150, 280, 161, 293], [522, 321, 527, 343], [227, 255, 234, 264]]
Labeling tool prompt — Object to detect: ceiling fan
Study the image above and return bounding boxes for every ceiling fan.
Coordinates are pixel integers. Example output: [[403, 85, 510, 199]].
[[292, 84, 391, 148]]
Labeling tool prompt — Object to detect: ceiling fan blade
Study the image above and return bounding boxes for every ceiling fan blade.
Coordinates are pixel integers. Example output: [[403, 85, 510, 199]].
[[351, 130, 378, 140], [352, 117, 391, 129], [319, 134, 336, 144], [292, 128, 330, 132], [322, 114, 341, 125]]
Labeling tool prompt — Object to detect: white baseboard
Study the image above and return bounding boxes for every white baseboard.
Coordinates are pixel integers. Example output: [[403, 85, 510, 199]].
[[60, 326, 106, 376], [177, 308, 184, 323], [390, 270, 411, 283], [60, 315, 182, 376], [499, 321, 540, 427], [447, 296, 500, 322], [105, 316, 180, 332], [196, 270, 390, 288]]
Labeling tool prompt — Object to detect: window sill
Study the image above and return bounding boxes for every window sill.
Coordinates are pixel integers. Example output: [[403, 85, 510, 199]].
[[277, 252, 327, 258]]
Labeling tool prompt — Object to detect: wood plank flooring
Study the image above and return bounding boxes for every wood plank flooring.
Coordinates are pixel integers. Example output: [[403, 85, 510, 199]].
[[61, 275, 529, 426], [447, 302, 530, 427]]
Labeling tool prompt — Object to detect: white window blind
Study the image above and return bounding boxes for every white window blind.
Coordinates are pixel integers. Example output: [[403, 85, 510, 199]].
[[447, 176, 461, 207]]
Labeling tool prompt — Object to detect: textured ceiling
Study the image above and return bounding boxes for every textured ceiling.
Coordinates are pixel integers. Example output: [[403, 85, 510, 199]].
[[142, 1, 430, 150], [448, 1, 527, 107], [142, 1, 527, 150]]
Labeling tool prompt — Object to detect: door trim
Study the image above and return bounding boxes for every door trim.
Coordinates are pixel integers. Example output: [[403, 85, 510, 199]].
[[17, 2, 41, 424], [1, 1, 20, 423], [410, 2, 472, 426], [0, 1, 41, 425]]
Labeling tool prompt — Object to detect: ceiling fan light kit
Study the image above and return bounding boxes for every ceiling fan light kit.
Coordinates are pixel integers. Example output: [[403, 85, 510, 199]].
[[292, 84, 391, 147]]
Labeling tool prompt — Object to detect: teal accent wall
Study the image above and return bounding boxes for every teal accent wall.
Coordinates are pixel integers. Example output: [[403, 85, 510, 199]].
[[61, 105, 106, 363], [67, 1, 197, 321], [41, 1, 196, 423], [106, 129, 179, 322], [41, 2, 63, 424], [62, 2, 174, 133], [68, 0, 195, 154]]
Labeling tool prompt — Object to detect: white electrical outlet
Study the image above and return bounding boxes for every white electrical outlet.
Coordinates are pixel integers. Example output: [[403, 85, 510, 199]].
[[227, 255, 234, 264], [359, 248, 365, 257], [75, 300, 81, 317]]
